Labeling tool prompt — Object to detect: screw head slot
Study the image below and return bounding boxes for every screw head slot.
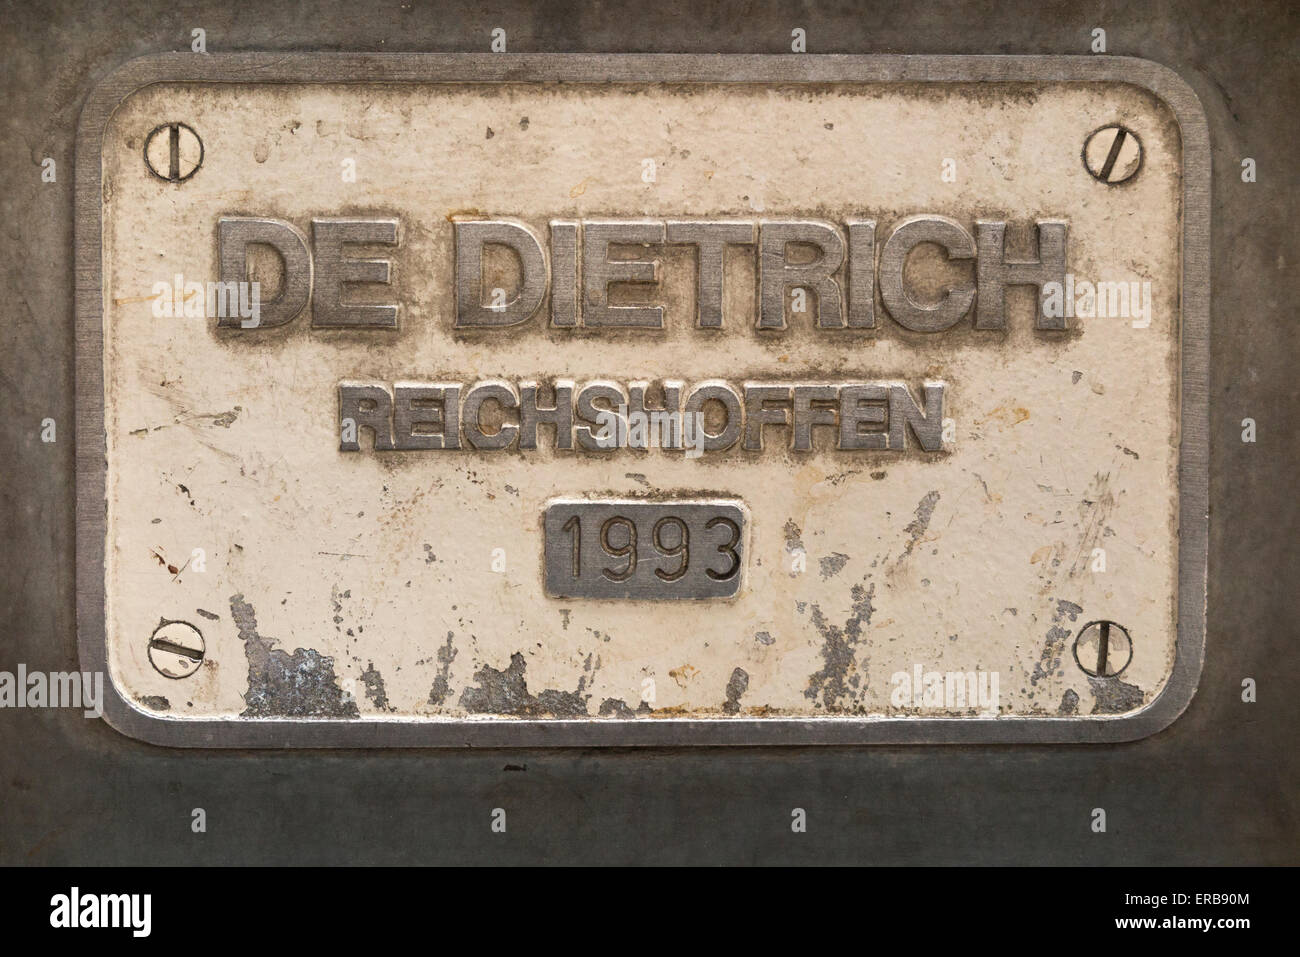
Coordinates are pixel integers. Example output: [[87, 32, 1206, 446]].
[[1083, 124, 1142, 184], [148, 621, 205, 679], [1073, 620, 1133, 677], [143, 122, 203, 183]]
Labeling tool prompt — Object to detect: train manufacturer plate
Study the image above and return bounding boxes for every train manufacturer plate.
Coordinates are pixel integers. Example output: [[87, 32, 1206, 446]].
[[76, 54, 1208, 746]]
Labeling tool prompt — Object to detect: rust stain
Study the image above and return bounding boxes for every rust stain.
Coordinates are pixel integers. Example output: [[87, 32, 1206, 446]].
[[648, 705, 691, 717], [149, 547, 179, 575], [170, 555, 192, 582], [669, 664, 699, 687], [976, 405, 1031, 428], [113, 287, 201, 306]]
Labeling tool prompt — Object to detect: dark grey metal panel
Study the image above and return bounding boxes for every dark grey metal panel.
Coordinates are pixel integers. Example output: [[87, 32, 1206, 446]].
[[1, 0, 1296, 864]]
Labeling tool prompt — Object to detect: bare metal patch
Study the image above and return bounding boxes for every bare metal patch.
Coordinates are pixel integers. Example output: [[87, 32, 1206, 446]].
[[426, 632, 457, 707], [819, 552, 850, 579], [899, 491, 941, 562], [230, 594, 359, 718], [803, 582, 876, 711], [459, 653, 591, 717], [360, 662, 391, 712], [723, 668, 750, 714], [1088, 676, 1145, 714], [1030, 599, 1084, 688]]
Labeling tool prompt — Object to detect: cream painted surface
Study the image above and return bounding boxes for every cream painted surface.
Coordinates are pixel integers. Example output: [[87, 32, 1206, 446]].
[[100, 81, 1182, 720]]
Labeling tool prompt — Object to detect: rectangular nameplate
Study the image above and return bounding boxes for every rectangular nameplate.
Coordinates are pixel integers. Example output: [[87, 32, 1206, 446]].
[[75, 53, 1208, 746]]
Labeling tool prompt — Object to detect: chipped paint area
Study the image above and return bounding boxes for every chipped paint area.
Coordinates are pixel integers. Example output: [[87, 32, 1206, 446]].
[[100, 80, 1181, 723], [460, 652, 595, 717], [231, 595, 357, 718]]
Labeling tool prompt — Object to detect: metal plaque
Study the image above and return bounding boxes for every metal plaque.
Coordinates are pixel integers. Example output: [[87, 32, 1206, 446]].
[[76, 54, 1208, 747]]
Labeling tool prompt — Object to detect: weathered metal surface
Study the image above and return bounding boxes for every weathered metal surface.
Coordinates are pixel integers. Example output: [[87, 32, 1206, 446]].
[[76, 53, 1208, 746]]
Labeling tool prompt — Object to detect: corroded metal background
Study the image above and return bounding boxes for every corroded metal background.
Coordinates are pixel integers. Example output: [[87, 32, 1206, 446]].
[[80, 54, 1206, 745], [2, 0, 1296, 863]]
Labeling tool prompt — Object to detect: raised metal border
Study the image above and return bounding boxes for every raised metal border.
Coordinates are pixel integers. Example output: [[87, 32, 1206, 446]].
[[76, 53, 1209, 748]]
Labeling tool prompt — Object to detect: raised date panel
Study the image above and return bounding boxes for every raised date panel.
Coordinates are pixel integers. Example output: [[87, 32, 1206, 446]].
[[543, 500, 747, 600]]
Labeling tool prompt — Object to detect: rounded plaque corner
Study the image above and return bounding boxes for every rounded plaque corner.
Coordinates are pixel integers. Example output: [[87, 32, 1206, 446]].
[[1105, 55, 1212, 159], [1089, 646, 1205, 745], [76, 52, 192, 155], [94, 681, 196, 750]]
